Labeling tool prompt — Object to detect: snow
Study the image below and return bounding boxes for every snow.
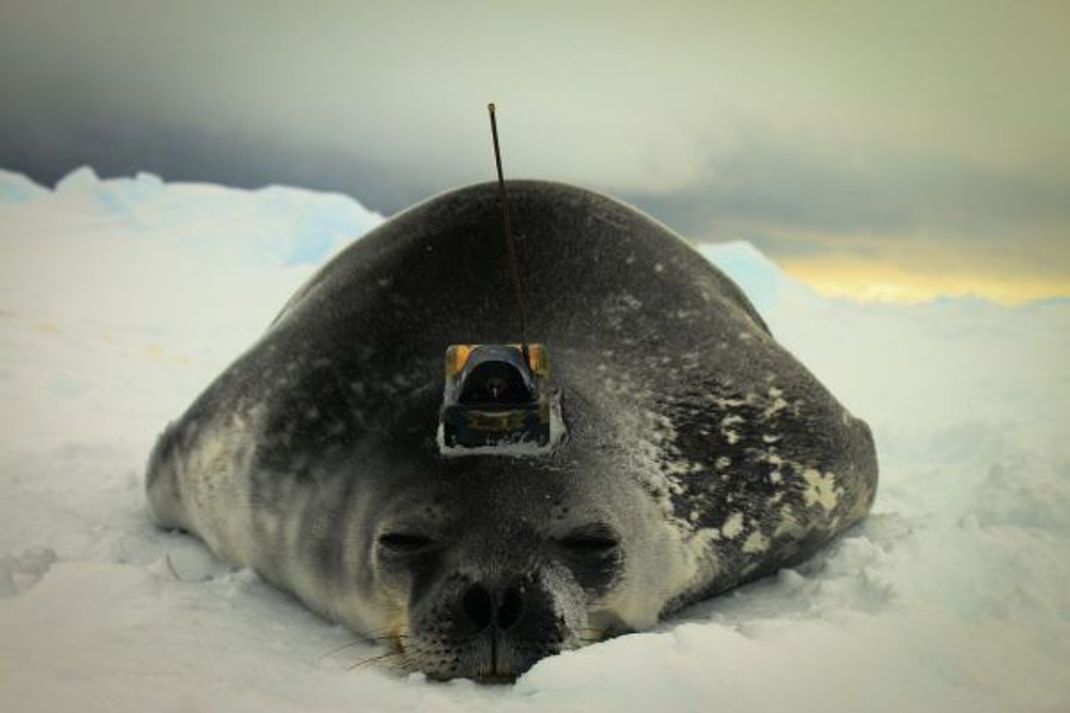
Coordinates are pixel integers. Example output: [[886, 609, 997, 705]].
[[1, 167, 1068, 712]]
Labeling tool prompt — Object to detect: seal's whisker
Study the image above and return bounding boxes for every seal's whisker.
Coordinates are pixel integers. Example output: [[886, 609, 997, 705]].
[[319, 640, 368, 660], [361, 626, 413, 641], [346, 651, 404, 671], [381, 650, 428, 674], [321, 633, 414, 663]]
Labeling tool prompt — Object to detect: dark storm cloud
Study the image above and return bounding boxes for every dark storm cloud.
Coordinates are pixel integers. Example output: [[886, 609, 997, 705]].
[[624, 135, 1070, 267], [0, 102, 425, 214]]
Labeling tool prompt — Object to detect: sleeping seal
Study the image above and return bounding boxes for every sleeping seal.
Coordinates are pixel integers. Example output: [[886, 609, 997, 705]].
[[146, 180, 878, 681]]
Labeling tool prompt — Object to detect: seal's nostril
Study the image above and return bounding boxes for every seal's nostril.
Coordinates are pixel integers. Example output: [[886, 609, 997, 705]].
[[461, 583, 493, 630], [497, 584, 525, 631]]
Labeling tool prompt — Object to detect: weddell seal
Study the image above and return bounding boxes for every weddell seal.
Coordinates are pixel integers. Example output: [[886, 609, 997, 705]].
[[146, 180, 878, 680]]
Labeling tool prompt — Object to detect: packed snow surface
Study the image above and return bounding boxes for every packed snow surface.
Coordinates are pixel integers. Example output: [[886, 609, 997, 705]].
[[1, 168, 1067, 712]]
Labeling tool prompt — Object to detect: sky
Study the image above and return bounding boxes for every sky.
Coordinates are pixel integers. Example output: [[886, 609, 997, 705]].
[[1, 0, 1067, 303]]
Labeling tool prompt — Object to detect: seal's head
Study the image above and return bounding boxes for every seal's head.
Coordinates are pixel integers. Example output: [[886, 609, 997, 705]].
[[349, 437, 689, 682]]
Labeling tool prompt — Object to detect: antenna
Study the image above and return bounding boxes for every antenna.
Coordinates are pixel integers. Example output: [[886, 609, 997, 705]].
[[487, 103, 529, 360]]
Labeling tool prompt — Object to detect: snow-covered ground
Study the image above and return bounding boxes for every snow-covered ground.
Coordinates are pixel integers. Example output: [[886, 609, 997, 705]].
[[1, 168, 1067, 713]]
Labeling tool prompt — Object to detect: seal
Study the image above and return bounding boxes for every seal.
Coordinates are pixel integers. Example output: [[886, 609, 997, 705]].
[[146, 180, 878, 681]]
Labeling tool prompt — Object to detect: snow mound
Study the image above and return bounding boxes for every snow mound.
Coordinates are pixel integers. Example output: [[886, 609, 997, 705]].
[[1, 168, 1067, 712], [0, 168, 49, 205]]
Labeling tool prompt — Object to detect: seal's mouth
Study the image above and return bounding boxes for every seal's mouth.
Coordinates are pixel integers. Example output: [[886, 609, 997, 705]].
[[373, 621, 616, 683], [468, 672, 520, 685], [385, 638, 553, 682], [377, 622, 583, 683]]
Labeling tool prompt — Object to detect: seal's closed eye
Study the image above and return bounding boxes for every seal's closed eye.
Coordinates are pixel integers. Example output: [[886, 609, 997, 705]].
[[378, 533, 436, 553], [556, 525, 620, 554]]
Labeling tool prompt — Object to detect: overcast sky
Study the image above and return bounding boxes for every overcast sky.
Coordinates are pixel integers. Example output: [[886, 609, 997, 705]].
[[2, 0, 1067, 302]]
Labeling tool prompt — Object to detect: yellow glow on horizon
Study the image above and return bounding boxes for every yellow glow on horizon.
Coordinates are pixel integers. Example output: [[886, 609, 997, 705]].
[[780, 257, 1070, 305]]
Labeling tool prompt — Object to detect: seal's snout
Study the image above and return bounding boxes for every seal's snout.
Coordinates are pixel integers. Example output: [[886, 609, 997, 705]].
[[407, 570, 580, 682], [459, 580, 526, 633]]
